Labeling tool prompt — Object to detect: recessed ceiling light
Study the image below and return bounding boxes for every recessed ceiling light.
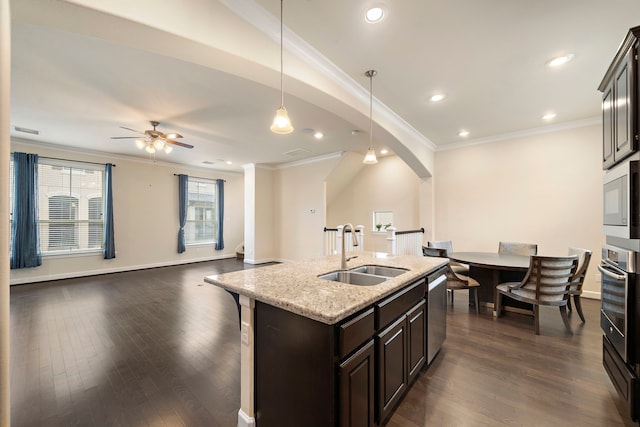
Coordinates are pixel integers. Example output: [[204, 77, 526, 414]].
[[365, 7, 384, 23], [458, 130, 470, 137], [380, 149, 389, 155], [226, 160, 233, 165], [313, 131, 324, 139], [546, 54, 574, 67], [542, 112, 557, 120], [430, 94, 446, 102]]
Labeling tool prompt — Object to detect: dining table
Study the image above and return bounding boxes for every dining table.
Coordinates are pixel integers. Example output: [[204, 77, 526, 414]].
[[447, 252, 532, 315]]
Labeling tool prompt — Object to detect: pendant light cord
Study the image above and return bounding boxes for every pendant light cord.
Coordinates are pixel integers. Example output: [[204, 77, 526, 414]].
[[280, 0, 284, 107], [369, 72, 373, 149]]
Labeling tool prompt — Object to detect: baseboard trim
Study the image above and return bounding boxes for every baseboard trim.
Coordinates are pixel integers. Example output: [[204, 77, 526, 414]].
[[9, 254, 236, 285], [238, 409, 255, 427], [243, 257, 284, 265], [582, 290, 600, 300]]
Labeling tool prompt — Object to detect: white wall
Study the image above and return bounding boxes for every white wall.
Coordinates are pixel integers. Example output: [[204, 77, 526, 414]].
[[252, 165, 276, 263], [327, 154, 423, 252], [10, 140, 244, 284], [434, 124, 603, 297], [274, 155, 342, 261]]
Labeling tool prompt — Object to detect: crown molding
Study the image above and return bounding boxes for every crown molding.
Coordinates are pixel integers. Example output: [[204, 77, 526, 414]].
[[276, 151, 344, 170], [436, 117, 600, 152]]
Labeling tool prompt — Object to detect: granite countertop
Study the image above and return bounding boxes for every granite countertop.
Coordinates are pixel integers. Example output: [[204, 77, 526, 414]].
[[204, 252, 448, 325]]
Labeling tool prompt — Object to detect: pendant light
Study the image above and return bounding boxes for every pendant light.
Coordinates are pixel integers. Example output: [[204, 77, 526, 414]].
[[270, 0, 294, 134], [363, 69, 378, 164]]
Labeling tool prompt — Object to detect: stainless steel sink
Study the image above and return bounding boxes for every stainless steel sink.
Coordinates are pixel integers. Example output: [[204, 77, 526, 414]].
[[318, 271, 388, 286], [350, 265, 408, 277]]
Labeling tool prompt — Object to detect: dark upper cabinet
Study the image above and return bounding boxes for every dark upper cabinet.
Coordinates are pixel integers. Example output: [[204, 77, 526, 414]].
[[600, 26, 640, 169]]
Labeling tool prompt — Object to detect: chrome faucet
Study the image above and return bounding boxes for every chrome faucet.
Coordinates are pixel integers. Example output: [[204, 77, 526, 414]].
[[341, 223, 359, 269]]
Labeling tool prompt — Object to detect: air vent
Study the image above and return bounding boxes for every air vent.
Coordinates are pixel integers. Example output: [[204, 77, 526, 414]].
[[283, 148, 312, 157], [14, 126, 39, 135], [202, 161, 215, 165]]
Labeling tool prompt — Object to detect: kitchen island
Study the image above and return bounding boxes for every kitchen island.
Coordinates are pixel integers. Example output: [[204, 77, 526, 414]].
[[204, 252, 448, 427]]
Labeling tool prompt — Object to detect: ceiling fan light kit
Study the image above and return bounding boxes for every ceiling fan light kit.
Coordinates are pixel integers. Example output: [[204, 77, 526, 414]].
[[112, 120, 193, 154], [271, 0, 293, 134]]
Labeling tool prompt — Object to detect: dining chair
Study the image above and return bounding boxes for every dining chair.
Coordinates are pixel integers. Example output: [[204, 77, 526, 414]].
[[495, 255, 578, 334], [566, 247, 592, 323], [427, 240, 469, 274], [498, 241, 538, 256], [422, 247, 479, 313]]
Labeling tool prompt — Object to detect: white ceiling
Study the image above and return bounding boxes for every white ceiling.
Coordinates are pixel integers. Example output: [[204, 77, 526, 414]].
[[9, 0, 640, 174]]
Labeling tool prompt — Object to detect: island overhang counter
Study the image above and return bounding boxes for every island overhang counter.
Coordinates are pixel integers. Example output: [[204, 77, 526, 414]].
[[204, 252, 448, 427]]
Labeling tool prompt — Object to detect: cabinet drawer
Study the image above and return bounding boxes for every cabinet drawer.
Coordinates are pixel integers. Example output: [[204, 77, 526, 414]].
[[603, 335, 635, 405], [376, 279, 425, 330], [339, 308, 375, 359]]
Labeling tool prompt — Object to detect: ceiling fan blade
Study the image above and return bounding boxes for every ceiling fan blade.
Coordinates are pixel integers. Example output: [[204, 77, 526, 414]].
[[111, 136, 140, 139], [120, 126, 145, 134], [164, 133, 183, 139], [166, 139, 193, 149]]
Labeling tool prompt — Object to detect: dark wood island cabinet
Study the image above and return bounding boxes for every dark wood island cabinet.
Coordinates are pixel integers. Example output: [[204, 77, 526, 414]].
[[253, 268, 445, 427], [204, 252, 447, 427]]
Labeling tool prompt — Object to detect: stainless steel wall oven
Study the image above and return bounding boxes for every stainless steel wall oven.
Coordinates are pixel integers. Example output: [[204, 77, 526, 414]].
[[600, 243, 640, 421]]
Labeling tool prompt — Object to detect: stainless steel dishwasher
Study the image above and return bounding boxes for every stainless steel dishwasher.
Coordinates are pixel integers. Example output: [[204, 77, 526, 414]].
[[427, 267, 447, 364]]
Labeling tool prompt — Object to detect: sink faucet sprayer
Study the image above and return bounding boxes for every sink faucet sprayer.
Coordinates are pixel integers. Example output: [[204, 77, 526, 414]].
[[341, 223, 359, 269]]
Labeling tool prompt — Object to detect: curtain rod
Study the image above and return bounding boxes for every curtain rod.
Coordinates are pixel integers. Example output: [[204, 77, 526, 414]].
[[173, 173, 225, 182], [11, 153, 115, 167]]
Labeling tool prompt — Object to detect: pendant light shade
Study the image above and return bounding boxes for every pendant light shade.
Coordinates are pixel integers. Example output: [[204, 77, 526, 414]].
[[271, 105, 293, 134], [271, 0, 293, 134], [363, 148, 378, 164], [363, 69, 378, 164]]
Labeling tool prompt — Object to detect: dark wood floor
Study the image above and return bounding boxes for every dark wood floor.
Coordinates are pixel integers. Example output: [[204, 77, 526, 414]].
[[9, 259, 636, 426]]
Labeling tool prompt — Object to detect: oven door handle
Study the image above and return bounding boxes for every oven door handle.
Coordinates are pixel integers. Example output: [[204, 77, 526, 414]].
[[598, 264, 626, 280]]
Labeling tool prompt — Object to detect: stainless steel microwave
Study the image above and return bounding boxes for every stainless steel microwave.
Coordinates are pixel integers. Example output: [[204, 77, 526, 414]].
[[604, 155, 640, 239]]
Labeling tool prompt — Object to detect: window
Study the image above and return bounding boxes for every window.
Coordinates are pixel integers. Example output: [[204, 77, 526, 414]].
[[373, 210, 393, 232], [9, 158, 105, 255], [185, 178, 217, 244], [47, 195, 79, 250], [88, 197, 103, 248]]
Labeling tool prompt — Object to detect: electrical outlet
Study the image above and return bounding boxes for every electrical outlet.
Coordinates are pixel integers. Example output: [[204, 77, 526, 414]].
[[241, 321, 250, 345]]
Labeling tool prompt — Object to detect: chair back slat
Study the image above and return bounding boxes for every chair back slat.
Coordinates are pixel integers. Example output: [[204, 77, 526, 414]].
[[498, 241, 538, 256], [521, 256, 578, 301], [428, 240, 454, 254], [422, 246, 447, 258]]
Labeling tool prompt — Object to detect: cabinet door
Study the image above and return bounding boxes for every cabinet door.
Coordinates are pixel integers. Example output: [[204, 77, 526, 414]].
[[339, 340, 375, 427], [603, 82, 615, 168], [377, 316, 407, 424], [407, 299, 426, 383], [614, 52, 634, 162]]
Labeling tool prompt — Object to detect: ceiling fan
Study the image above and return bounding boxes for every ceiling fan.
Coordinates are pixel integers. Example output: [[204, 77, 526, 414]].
[[111, 121, 194, 154]]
